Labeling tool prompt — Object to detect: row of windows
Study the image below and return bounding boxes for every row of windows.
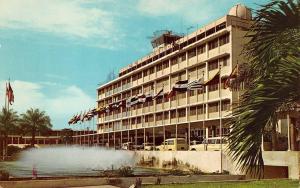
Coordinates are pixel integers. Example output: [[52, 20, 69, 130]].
[[101, 100, 231, 118], [99, 31, 230, 95], [119, 22, 227, 77]]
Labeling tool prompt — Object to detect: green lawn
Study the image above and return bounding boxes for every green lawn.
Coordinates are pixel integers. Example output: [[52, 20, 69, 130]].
[[145, 180, 299, 188]]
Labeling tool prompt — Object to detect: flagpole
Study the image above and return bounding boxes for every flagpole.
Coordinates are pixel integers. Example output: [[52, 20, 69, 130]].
[[219, 63, 223, 173], [202, 71, 205, 150]]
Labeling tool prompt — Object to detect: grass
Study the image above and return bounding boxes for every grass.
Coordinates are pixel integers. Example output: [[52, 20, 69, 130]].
[[145, 180, 299, 188]]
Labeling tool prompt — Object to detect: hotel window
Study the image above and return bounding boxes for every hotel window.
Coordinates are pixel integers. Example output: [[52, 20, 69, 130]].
[[219, 33, 229, 46], [206, 27, 216, 36], [197, 87, 206, 94], [208, 83, 218, 92], [190, 107, 197, 116], [137, 72, 142, 79], [189, 90, 195, 97], [145, 115, 149, 123], [163, 61, 169, 69], [131, 118, 136, 124], [197, 45, 206, 54], [156, 97, 163, 104], [188, 48, 196, 58], [149, 67, 155, 74], [157, 63, 163, 71], [132, 74, 137, 81], [149, 115, 154, 122], [208, 60, 219, 71], [156, 113, 163, 121], [178, 109, 186, 117], [208, 39, 218, 50], [221, 56, 229, 67], [164, 112, 169, 119], [208, 102, 219, 113], [171, 57, 178, 66], [216, 22, 226, 32], [197, 106, 205, 114], [180, 53, 186, 62], [221, 100, 231, 111], [143, 70, 148, 77], [171, 110, 176, 118], [137, 117, 142, 124]]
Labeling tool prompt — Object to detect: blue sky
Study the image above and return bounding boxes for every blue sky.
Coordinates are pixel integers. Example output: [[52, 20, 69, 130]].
[[0, 0, 268, 129]]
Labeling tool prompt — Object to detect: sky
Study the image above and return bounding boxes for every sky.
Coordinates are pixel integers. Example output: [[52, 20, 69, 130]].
[[0, 0, 268, 130]]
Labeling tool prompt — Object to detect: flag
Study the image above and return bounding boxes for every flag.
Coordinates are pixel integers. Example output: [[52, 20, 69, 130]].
[[166, 89, 175, 99], [145, 94, 153, 102], [137, 94, 146, 103], [6, 82, 14, 105], [126, 96, 138, 107], [187, 78, 204, 90], [73, 113, 82, 124], [204, 71, 220, 86], [68, 114, 77, 125], [153, 88, 163, 100], [173, 80, 189, 92], [224, 64, 239, 89], [81, 111, 88, 122]]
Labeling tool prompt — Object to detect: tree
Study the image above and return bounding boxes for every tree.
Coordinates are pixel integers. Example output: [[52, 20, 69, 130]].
[[0, 108, 19, 159], [227, 0, 300, 177], [60, 128, 73, 145], [19, 108, 52, 147]]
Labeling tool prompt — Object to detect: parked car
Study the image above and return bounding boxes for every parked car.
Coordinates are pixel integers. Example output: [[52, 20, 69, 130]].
[[189, 137, 228, 151], [155, 138, 188, 151], [143, 143, 154, 151], [122, 142, 133, 150]]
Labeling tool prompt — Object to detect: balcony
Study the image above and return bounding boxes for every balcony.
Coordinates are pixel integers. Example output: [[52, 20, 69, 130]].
[[208, 48, 219, 58], [208, 90, 219, 100], [188, 56, 197, 67], [219, 43, 230, 54]]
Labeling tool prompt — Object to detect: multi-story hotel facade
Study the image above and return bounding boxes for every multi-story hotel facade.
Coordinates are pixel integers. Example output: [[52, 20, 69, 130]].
[[89, 4, 253, 149]]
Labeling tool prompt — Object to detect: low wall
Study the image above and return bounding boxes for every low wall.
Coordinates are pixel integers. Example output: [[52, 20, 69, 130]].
[[263, 151, 299, 179], [135, 151, 241, 175], [135, 151, 300, 179]]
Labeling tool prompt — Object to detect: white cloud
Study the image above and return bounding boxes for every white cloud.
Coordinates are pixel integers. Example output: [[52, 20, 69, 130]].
[[137, 0, 236, 23], [0, 0, 120, 48], [0, 80, 95, 129]]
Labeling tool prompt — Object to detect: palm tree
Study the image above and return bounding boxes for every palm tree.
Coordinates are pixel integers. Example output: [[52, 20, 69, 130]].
[[227, 0, 300, 177], [19, 108, 52, 147], [0, 108, 19, 159], [60, 128, 73, 145]]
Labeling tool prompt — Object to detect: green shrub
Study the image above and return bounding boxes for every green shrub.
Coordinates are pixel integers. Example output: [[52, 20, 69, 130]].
[[189, 167, 204, 175], [0, 170, 9, 181], [7, 145, 21, 156], [168, 169, 186, 176], [117, 166, 134, 177]]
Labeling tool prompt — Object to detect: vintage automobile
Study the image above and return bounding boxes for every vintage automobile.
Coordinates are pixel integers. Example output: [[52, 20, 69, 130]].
[[155, 138, 188, 151]]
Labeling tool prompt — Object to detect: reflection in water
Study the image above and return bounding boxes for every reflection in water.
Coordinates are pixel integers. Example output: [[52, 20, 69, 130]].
[[1, 146, 136, 177]]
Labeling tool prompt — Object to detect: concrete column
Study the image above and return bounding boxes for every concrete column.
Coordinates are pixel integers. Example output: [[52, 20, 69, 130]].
[[114, 132, 116, 149], [153, 127, 155, 150], [287, 114, 291, 151]]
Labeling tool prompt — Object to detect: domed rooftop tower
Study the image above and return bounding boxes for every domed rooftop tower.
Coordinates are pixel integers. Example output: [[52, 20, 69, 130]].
[[228, 4, 252, 20]]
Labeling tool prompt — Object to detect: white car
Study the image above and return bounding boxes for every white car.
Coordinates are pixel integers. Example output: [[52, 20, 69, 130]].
[[189, 137, 228, 151]]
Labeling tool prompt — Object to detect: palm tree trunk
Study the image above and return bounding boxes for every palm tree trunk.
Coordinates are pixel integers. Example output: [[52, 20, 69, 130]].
[[31, 130, 36, 147], [4, 135, 8, 159]]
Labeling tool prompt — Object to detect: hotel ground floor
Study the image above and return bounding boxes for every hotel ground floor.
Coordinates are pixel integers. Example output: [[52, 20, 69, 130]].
[[72, 111, 300, 152]]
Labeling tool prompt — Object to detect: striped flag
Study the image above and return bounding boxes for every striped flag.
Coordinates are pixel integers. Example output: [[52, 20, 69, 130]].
[[187, 78, 204, 90], [6, 82, 14, 105], [153, 88, 163, 100], [173, 80, 189, 92]]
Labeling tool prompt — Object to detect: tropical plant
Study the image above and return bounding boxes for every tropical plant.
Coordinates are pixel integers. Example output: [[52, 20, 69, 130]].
[[227, 0, 300, 177], [0, 108, 19, 158], [60, 128, 73, 145], [19, 108, 52, 146]]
